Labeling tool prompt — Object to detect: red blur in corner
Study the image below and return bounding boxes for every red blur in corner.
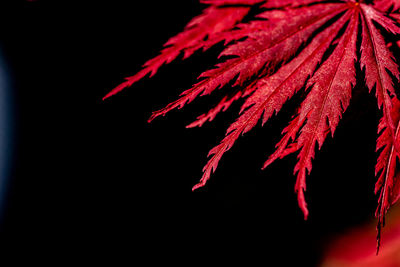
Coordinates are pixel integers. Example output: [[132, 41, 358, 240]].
[[321, 206, 400, 267]]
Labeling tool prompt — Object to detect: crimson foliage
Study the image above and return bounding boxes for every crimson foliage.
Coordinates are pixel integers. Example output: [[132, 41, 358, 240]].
[[105, 0, 400, 252]]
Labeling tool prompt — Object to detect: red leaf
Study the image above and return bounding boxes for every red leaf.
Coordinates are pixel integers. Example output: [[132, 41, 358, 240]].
[[375, 97, 400, 253], [106, 0, 400, 253], [360, 4, 400, 149], [266, 8, 358, 219]]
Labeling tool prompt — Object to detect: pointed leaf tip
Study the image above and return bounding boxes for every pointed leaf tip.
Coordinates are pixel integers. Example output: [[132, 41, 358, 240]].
[[297, 188, 309, 220], [192, 182, 205, 191]]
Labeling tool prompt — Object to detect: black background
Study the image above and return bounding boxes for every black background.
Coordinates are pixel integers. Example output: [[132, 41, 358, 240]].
[[0, 0, 382, 265]]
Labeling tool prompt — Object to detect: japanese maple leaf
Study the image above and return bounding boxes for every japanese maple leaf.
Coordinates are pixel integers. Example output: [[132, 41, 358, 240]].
[[104, 0, 400, 252]]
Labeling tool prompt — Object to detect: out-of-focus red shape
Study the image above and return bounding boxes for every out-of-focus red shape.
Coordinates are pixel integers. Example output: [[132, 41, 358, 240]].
[[321, 206, 400, 267]]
